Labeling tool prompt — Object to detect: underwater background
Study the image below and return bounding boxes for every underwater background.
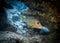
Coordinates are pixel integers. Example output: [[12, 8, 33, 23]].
[[0, 0, 59, 43]]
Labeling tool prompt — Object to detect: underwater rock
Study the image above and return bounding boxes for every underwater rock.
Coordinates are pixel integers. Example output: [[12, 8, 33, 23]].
[[0, 31, 43, 43], [0, 31, 30, 43]]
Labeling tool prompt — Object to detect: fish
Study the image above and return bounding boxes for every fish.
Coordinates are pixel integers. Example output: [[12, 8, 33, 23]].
[[22, 16, 50, 35]]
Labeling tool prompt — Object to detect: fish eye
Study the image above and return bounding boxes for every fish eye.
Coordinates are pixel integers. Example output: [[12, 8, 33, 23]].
[[37, 22, 40, 24]]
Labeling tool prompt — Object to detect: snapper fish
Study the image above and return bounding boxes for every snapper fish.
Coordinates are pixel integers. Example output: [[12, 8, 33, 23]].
[[4, 1, 50, 35]]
